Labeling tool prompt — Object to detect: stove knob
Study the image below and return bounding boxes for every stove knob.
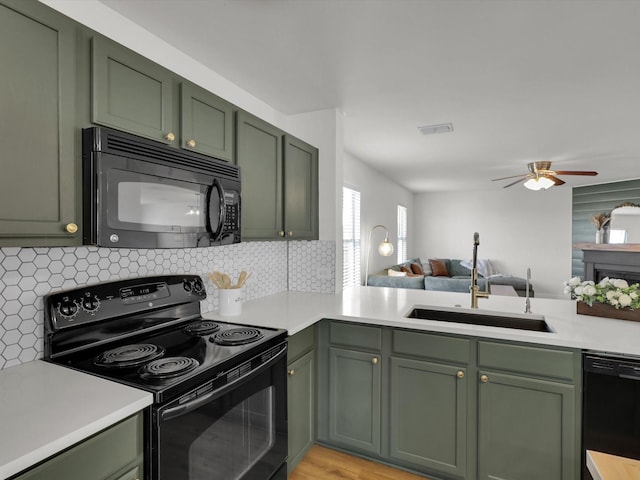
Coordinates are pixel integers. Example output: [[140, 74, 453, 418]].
[[58, 300, 78, 318], [192, 279, 204, 294], [183, 280, 193, 293], [82, 296, 100, 313]]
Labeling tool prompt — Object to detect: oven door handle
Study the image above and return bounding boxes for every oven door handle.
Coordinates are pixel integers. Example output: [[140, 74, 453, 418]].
[[160, 345, 287, 421]]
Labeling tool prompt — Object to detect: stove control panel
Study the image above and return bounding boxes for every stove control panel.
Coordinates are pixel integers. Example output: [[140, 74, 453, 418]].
[[45, 275, 207, 331]]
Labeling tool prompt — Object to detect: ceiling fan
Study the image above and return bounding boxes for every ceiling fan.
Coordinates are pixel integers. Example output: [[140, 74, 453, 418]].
[[492, 161, 598, 190]]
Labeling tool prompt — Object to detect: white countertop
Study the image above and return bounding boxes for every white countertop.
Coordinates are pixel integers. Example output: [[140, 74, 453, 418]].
[[204, 286, 640, 356], [0, 361, 152, 480], [6, 287, 634, 479]]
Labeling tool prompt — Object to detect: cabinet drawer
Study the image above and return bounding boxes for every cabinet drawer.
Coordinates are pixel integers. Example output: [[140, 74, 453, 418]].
[[329, 322, 381, 351], [13, 413, 143, 480], [112, 465, 140, 480], [393, 330, 470, 364], [477, 341, 578, 381], [288, 326, 315, 362]]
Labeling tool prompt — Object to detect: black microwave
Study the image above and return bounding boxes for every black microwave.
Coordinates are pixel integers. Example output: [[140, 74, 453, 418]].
[[82, 127, 241, 248]]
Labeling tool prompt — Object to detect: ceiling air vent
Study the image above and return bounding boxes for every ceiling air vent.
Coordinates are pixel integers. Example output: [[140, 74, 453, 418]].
[[418, 123, 454, 135]]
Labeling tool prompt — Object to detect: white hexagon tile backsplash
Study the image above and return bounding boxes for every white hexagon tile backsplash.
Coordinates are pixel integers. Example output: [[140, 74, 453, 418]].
[[0, 240, 335, 369]]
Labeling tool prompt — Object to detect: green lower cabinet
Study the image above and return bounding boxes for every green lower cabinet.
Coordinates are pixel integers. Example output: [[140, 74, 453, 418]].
[[477, 371, 577, 480], [328, 346, 381, 455], [318, 322, 581, 480], [287, 349, 315, 472], [389, 357, 468, 478], [13, 413, 144, 480]]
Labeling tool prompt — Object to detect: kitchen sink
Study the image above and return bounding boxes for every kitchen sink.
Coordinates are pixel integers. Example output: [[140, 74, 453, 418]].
[[406, 307, 553, 332]]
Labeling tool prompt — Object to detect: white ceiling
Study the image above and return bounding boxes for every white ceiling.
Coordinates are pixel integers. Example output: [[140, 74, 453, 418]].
[[98, 0, 640, 193]]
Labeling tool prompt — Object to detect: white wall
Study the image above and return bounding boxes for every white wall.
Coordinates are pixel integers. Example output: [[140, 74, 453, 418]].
[[414, 187, 573, 298], [344, 152, 414, 282]]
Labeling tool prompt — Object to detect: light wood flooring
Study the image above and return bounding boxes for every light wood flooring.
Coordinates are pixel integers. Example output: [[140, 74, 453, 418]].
[[289, 445, 431, 480]]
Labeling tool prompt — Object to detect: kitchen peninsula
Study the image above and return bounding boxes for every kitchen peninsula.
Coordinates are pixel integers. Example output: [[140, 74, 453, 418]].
[[3, 286, 639, 480], [204, 286, 640, 355], [204, 286, 640, 480]]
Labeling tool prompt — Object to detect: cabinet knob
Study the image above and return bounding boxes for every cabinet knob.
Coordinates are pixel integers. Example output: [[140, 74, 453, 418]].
[[187, 139, 196, 148], [288, 231, 293, 237], [279, 231, 285, 237], [480, 374, 489, 383], [165, 132, 175, 142], [456, 370, 465, 379], [371, 357, 378, 365], [65, 223, 78, 234], [288, 369, 295, 376]]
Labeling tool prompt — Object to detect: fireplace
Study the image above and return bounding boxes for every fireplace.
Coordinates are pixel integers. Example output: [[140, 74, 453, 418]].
[[578, 244, 640, 285]]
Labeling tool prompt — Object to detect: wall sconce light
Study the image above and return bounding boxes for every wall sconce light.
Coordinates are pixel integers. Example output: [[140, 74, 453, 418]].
[[364, 224, 394, 286]]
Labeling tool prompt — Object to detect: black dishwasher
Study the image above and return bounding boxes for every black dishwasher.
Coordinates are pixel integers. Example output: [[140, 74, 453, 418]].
[[583, 351, 640, 479]]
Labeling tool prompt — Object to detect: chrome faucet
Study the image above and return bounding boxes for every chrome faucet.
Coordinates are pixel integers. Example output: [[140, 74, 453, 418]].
[[524, 268, 532, 313], [471, 232, 489, 308]]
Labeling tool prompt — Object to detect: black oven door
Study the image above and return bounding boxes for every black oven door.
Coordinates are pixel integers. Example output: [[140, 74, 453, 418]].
[[96, 153, 222, 248], [153, 346, 288, 480]]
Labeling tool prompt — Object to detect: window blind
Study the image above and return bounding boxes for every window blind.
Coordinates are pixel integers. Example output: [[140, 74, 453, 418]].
[[397, 204, 408, 263], [343, 187, 361, 287]]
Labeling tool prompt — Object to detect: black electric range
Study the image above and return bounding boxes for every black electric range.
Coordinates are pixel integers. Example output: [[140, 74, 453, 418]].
[[43, 275, 287, 404]]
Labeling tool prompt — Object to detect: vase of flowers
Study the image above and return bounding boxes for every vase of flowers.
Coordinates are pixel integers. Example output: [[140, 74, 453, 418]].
[[591, 213, 610, 244], [564, 276, 640, 322]]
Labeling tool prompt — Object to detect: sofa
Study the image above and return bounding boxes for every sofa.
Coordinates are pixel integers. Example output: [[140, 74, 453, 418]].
[[367, 258, 534, 297]]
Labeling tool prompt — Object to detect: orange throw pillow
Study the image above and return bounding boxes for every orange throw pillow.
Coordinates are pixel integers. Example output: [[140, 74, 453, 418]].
[[428, 259, 449, 277], [410, 263, 424, 275]]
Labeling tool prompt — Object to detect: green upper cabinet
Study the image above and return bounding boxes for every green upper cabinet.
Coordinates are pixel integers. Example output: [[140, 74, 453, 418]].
[[92, 36, 235, 161], [236, 111, 319, 241], [92, 35, 175, 144], [0, 0, 80, 246], [236, 111, 283, 240], [180, 82, 234, 161], [91, 35, 177, 143], [283, 135, 319, 240]]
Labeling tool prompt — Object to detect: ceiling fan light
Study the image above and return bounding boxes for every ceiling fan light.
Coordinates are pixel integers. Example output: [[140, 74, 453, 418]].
[[524, 177, 554, 191]]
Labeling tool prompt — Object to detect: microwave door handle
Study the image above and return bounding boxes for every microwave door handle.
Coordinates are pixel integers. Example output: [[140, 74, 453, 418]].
[[160, 346, 287, 421], [206, 179, 225, 240]]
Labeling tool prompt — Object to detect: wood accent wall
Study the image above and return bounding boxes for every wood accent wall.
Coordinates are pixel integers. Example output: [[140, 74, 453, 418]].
[[572, 179, 640, 277]]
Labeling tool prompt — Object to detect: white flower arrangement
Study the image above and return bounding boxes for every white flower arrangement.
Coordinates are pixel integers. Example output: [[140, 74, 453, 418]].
[[564, 276, 640, 309]]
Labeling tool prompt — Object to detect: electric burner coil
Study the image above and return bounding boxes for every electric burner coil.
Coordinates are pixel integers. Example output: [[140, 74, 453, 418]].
[[211, 328, 264, 346], [95, 344, 165, 368], [182, 320, 222, 337], [138, 356, 200, 380]]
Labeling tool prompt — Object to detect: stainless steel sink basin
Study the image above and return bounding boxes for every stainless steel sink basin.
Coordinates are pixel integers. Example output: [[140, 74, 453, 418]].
[[406, 307, 553, 332]]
